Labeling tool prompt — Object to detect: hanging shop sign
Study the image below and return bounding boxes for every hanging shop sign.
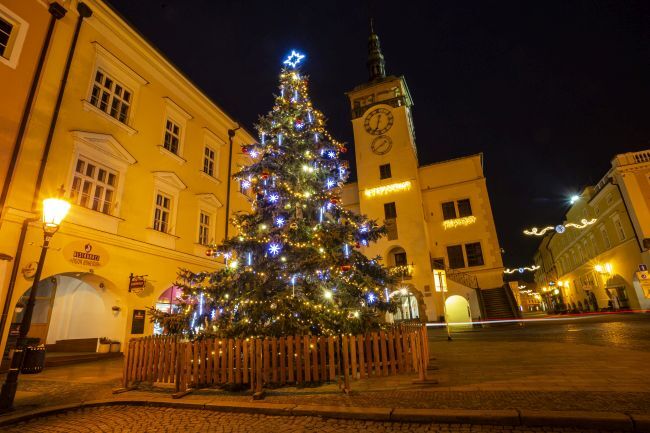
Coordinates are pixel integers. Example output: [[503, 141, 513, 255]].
[[21, 261, 38, 279], [128, 273, 147, 293], [63, 240, 109, 268], [636, 271, 650, 298]]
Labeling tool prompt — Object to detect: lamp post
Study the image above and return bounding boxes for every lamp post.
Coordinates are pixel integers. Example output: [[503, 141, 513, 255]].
[[0, 196, 70, 411]]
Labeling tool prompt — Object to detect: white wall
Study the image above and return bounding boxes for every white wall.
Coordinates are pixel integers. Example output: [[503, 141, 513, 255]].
[[46, 275, 125, 345]]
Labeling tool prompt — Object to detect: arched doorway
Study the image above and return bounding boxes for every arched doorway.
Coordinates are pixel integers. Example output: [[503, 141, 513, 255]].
[[388, 286, 427, 322], [445, 295, 472, 329], [10, 273, 125, 347]]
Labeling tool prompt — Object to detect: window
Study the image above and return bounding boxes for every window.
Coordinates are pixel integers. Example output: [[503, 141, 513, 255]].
[[593, 205, 600, 216], [163, 119, 181, 154], [0, 5, 28, 69], [379, 163, 392, 179], [431, 257, 445, 270], [203, 146, 216, 177], [89, 70, 132, 123], [600, 225, 611, 249], [384, 202, 397, 219], [153, 192, 172, 233], [0, 16, 11, 58], [589, 234, 598, 256], [465, 242, 484, 267], [457, 199, 472, 217], [612, 215, 626, 241], [606, 193, 614, 205], [198, 211, 211, 245], [447, 245, 465, 269], [394, 252, 407, 267], [441, 201, 456, 220], [70, 157, 117, 214]]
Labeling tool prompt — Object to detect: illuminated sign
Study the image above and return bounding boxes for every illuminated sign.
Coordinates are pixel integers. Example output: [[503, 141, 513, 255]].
[[442, 216, 477, 230], [364, 181, 412, 198]]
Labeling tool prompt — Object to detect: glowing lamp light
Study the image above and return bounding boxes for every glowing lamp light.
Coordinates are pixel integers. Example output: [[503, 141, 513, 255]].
[[503, 265, 540, 274], [268, 193, 280, 203], [42, 197, 70, 232], [327, 151, 336, 159], [364, 181, 412, 198], [594, 264, 603, 273], [442, 215, 477, 230], [283, 50, 305, 68], [323, 290, 333, 300], [275, 217, 285, 227], [524, 218, 597, 236], [570, 195, 580, 204], [228, 260, 239, 270], [605, 263, 613, 274]]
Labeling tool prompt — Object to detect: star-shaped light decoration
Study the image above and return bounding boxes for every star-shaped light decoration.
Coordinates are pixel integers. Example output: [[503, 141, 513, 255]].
[[283, 50, 305, 68], [268, 242, 281, 256]]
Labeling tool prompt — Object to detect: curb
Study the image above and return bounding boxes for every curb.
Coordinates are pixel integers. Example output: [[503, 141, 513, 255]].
[[0, 397, 646, 431]]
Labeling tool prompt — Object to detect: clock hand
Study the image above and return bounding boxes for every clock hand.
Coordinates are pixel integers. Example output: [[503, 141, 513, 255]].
[[374, 114, 381, 130]]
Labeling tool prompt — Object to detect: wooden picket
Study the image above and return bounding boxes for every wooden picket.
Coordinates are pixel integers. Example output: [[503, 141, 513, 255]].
[[121, 325, 429, 394]]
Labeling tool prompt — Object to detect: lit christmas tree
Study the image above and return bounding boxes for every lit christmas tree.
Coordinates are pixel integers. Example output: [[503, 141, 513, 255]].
[[150, 51, 396, 338]]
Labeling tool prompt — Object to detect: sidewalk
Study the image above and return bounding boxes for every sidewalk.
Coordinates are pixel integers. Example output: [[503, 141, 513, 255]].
[[1, 337, 649, 429]]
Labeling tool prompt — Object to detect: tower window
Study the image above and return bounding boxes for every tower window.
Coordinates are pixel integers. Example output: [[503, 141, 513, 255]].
[[379, 163, 392, 179], [447, 245, 465, 269], [384, 202, 397, 219], [441, 202, 456, 220], [465, 242, 484, 267], [457, 199, 472, 217]]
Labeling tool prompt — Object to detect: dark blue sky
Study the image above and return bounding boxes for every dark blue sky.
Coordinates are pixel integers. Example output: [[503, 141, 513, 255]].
[[107, 0, 650, 267]]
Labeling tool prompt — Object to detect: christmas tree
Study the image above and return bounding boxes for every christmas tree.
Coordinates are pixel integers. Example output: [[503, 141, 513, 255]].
[[150, 51, 396, 338]]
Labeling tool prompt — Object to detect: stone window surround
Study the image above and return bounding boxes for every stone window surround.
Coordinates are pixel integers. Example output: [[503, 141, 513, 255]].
[[0, 3, 29, 69]]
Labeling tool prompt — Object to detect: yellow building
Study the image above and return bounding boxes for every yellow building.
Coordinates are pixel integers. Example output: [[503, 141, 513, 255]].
[[0, 0, 254, 357], [342, 28, 508, 324], [533, 149, 650, 312]]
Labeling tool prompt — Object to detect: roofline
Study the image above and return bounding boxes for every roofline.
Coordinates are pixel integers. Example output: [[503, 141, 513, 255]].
[[418, 152, 484, 170], [100, 0, 256, 142]]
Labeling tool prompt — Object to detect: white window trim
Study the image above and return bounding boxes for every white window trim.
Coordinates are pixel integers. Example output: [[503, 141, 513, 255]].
[[82, 42, 147, 133], [159, 97, 192, 162], [195, 193, 223, 245], [201, 127, 225, 181], [150, 172, 186, 235], [611, 213, 626, 241], [0, 4, 29, 69], [599, 224, 611, 250], [66, 131, 136, 218]]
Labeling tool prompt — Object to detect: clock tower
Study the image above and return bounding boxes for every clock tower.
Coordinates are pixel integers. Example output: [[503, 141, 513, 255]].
[[346, 23, 437, 321]]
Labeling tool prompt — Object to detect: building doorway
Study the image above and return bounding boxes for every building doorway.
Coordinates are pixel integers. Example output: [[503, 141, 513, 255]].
[[390, 287, 420, 321], [9, 273, 125, 348], [445, 295, 472, 329]]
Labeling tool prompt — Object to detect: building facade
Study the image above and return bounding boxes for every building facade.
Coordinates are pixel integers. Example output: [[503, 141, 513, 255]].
[[0, 0, 254, 356], [533, 150, 650, 313], [342, 29, 506, 324]]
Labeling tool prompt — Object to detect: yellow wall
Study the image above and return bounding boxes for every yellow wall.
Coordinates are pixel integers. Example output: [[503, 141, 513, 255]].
[[0, 0, 254, 354]]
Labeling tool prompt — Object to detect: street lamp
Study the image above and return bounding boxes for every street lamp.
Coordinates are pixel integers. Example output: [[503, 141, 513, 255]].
[[0, 195, 70, 411]]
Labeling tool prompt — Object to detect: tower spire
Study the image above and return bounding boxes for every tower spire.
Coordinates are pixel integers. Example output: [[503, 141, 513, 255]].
[[367, 18, 386, 81]]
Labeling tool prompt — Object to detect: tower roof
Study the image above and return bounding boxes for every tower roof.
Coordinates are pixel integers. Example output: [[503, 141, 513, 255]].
[[367, 18, 386, 81]]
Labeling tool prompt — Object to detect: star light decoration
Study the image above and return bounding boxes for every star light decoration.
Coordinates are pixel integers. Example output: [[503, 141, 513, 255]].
[[504, 265, 541, 274], [523, 218, 597, 236], [283, 50, 305, 68]]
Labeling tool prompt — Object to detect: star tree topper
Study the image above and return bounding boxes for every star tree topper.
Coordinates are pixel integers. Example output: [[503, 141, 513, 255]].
[[283, 50, 305, 68]]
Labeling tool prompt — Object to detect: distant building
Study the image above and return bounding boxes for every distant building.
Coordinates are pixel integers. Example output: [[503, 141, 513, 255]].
[[0, 0, 254, 356], [533, 150, 650, 313], [341, 27, 509, 324]]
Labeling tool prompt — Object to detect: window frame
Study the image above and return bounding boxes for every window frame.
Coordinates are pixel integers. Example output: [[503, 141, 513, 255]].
[[69, 156, 119, 215], [150, 171, 186, 236], [0, 4, 28, 69], [611, 214, 626, 241], [384, 202, 397, 219], [464, 241, 484, 267], [197, 210, 213, 245], [441, 201, 457, 220], [457, 199, 473, 218], [379, 163, 392, 180], [153, 191, 173, 233], [446, 244, 465, 269], [599, 225, 611, 249]]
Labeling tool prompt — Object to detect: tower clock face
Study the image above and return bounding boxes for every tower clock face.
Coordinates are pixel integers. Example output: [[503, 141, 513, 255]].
[[371, 135, 392, 155], [364, 108, 394, 135]]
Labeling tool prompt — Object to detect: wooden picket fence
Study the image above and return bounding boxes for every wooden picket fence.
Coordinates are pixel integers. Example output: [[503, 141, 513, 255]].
[[121, 324, 429, 395]]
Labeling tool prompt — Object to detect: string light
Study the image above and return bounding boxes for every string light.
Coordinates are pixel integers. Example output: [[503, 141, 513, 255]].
[[524, 218, 597, 236], [364, 181, 412, 198], [443, 215, 477, 230], [504, 265, 540, 274]]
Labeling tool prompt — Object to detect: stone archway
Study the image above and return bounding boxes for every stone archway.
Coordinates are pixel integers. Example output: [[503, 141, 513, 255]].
[[445, 295, 472, 329]]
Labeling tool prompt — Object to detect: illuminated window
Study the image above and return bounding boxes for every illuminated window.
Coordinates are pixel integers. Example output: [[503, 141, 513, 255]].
[[457, 199, 472, 217], [153, 192, 172, 233], [198, 211, 211, 245], [163, 119, 181, 154], [612, 214, 626, 241], [441, 202, 456, 220], [70, 157, 117, 215], [203, 146, 216, 177], [447, 245, 465, 269], [384, 202, 397, 219], [89, 70, 132, 123], [465, 242, 484, 267], [379, 163, 392, 180]]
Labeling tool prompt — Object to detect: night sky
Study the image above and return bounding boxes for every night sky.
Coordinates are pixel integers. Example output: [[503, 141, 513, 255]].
[[107, 0, 650, 268]]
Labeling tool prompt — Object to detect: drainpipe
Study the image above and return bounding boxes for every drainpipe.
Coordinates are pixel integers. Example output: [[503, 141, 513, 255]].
[[0, 2, 92, 351], [0, 2, 67, 224], [223, 125, 241, 240]]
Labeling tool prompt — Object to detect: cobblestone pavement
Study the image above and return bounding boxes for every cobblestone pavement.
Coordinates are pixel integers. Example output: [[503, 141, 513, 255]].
[[2, 406, 630, 433]]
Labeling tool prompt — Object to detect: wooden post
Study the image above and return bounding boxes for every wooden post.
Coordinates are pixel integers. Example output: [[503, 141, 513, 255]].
[[341, 335, 351, 393]]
